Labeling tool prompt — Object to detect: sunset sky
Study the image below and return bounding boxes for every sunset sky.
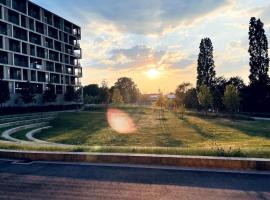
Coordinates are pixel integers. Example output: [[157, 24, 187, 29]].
[[32, 0, 270, 93]]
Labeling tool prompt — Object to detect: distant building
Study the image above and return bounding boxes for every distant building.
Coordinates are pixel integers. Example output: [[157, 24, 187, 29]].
[[141, 93, 176, 105], [0, 0, 82, 106]]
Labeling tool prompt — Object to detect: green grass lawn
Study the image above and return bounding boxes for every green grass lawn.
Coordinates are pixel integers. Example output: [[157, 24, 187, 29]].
[[28, 106, 270, 158]]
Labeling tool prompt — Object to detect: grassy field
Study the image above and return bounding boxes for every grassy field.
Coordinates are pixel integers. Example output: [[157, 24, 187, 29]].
[[30, 106, 270, 157]]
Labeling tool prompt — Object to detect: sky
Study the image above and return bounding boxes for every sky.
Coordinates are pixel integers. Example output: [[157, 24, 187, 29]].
[[32, 0, 270, 94]]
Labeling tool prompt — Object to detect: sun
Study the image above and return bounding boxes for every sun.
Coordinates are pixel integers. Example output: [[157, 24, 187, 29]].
[[147, 68, 160, 79]]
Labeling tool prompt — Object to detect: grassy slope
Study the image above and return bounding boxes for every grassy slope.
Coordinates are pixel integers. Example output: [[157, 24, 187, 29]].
[[1, 107, 270, 158]]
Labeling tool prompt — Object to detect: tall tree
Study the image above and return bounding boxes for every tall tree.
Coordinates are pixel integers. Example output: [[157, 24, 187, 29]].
[[197, 38, 216, 89], [183, 88, 199, 109], [212, 77, 227, 112], [114, 77, 140, 104], [248, 17, 269, 85]]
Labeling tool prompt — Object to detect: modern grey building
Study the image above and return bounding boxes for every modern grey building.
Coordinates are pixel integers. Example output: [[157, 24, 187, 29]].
[[0, 0, 82, 105]]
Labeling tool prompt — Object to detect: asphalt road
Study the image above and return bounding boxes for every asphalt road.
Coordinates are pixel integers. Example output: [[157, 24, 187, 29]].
[[0, 159, 269, 200]]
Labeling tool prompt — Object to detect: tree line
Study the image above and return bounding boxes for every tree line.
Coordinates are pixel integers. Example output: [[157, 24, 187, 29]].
[[175, 17, 270, 113]]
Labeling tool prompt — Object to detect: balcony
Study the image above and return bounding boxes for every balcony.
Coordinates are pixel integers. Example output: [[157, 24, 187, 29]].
[[73, 50, 81, 59], [73, 40, 80, 49]]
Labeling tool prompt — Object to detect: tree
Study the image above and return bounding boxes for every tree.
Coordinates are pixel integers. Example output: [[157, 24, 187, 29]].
[[248, 17, 269, 85], [65, 85, 78, 102], [20, 81, 35, 104], [223, 85, 240, 112], [175, 82, 191, 107], [155, 93, 167, 108], [197, 85, 213, 115], [112, 88, 123, 104], [43, 83, 57, 103], [183, 88, 199, 109], [114, 77, 140, 103], [227, 76, 245, 90], [99, 80, 110, 104], [0, 79, 10, 110], [212, 77, 227, 112], [197, 38, 216, 89]]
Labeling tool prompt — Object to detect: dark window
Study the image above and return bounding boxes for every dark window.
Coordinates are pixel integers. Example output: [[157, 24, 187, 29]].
[[49, 50, 59, 61], [64, 21, 72, 34], [10, 67, 21, 80], [63, 33, 68, 43], [43, 10, 52, 25], [0, 50, 8, 64], [13, 26, 28, 41], [0, 36, 2, 49], [30, 57, 42, 69], [14, 54, 28, 67], [37, 71, 45, 82], [21, 15, 27, 28], [8, 9, 19, 25], [30, 44, 35, 56], [53, 15, 61, 29], [54, 41, 61, 51], [29, 18, 35, 31], [48, 27, 58, 39], [9, 38, 20, 52], [45, 37, 53, 49], [22, 42, 27, 54], [55, 63, 62, 73], [65, 44, 72, 54], [31, 70, 36, 81], [36, 46, 45, 58], [46, 61, 54, 71], [50, 73, 59, 84], [28, 2, 40, 20], [12, 0, 27, 14], [36, 21, 44, 34], [29, 32, 41, 45], [0, 21, 7, 35], [32, 83, 43, 94], [23, 69, 28, 80]]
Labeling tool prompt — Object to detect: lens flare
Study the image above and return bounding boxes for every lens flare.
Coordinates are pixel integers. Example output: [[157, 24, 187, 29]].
[[107, 108, 137, 134]]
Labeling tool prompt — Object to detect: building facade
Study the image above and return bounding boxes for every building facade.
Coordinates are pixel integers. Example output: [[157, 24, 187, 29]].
[[0, 0, 82, 105]]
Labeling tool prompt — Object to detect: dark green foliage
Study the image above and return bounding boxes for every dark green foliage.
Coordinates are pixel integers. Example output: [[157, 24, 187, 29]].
[[183, 88, 199, 109], [20, 81, 35, 104], [248, 17, 269, 85], [114, 77, 140, 103], [83, 81, 110, 104], [43, 83, 57, 103], [197, 38, 216, 89]]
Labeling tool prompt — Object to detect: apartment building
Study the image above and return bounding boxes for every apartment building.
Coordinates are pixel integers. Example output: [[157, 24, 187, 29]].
[[0, 0, 82, 105]]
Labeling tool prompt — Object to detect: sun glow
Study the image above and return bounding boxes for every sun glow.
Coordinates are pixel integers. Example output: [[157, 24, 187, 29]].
[[147, 68, 160, 79]]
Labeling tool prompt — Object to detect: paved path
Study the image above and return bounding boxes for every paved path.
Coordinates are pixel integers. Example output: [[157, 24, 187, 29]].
[[0, 159, 269, 200]]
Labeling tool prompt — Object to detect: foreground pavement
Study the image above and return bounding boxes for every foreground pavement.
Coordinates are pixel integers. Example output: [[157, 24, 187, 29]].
[[0, 159, 269, 200]]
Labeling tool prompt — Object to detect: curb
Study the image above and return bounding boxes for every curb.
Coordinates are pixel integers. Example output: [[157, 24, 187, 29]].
[[0, 150, 269, 171]]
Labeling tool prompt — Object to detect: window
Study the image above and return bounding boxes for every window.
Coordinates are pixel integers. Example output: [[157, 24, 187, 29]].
[[37, 71, 46, 82], [8, 9, 19, 25], [0, 21, 7, 35], [29, 18, 35, 31], [54, 41, 62, 51], [49, 50, 59, 61], [14, 54, 28, 67], [36, 46, 45, 58], [31, 70, 36, 81], [0, 50, 8, 64], [0, 65, 4, 79], [13, 26, 28, 41], [23, 69, 28, 80], [12, 0, 27, 14], [22, 42, 27, 54], [0, 0, 7, 6], [30, 44, 35, 56], [43, 10, 52, 25], [21, 15, 27, 28], [44, 37, 53, 49], [56, 85, 63, 94], [29, 32, 41, 45], [10, 67, 21, 80], [48, 27, 58, 39], [54, 15, 61, 29], [46, 61, 54, 71], [55, 63, 62, 73], [28, 2, 40, 20], [0, 36, 2, 49], [9, 38, 20, 52], [36, 21, 44, 34]]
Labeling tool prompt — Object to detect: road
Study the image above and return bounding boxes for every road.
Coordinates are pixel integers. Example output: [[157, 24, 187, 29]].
[[0, 159, 269, 200]]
